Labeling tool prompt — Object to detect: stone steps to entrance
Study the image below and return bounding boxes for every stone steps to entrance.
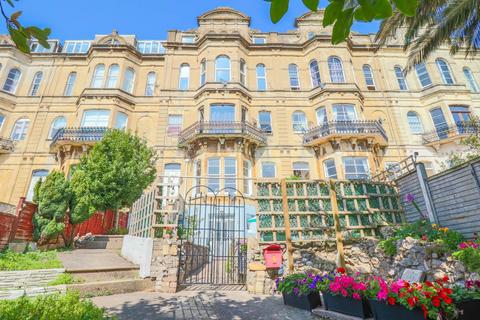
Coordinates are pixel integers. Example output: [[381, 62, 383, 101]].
[[81, 235, 124, 250], [312, 307, 373, 320], [67, 278, 154, 297]]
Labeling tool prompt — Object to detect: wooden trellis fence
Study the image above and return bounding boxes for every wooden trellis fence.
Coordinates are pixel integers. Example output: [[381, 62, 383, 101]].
[[255, 179, 404, 244]]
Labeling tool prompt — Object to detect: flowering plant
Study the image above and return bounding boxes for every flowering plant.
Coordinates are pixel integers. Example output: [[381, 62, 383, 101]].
[[366, 276, 456, 319], [275, 273, 325, 296], [451, 280, 480, 302], [452, 241, 480, 274], [316, 268, 367, 301]]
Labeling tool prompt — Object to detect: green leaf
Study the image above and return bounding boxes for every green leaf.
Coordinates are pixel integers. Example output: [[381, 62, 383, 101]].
[[331, 8, 354, 44], [323, 0, 344, 27], [6, 0, 15, 7], [26, 26, 49, 40], [270, 0, 289, 23], [373, 0, 392, 19], [393, 0, 418, 16], [9, 27, 29, 53], [357, 0, 376, 20], [302, 0, 319, 11]]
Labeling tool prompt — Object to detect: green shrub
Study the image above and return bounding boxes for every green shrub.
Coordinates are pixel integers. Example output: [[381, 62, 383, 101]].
[[0, 292, 115, 320], [379, 237, 399, 256], [47, 273, 82, 286], [453, 247, 480, 274], [106, 227, 128, 235], [0, 249, 62, 271]]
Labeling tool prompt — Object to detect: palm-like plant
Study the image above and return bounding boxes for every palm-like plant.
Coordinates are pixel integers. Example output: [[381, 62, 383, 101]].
[[376, 0, 480, 70]]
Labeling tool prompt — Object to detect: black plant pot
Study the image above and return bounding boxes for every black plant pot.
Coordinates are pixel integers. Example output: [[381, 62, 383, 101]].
[[369, 299, 424, 320], [322, 292, 371, 319], [282, 291, 322, 311], [457, 299, 480, 320]]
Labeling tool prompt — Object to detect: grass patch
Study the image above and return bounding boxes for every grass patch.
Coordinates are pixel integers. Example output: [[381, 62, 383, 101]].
[[0, 291, 116, 320], [48, 273, 83, 286], [0, 249, 62, 271]]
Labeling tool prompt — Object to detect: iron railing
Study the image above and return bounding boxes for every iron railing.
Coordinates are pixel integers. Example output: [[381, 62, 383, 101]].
[[422, 122, 479, 144], [178, 121, 267, 146], [303, 120, 388, 145], [0, 137, 14, 153], [51, 127, 108, 146]]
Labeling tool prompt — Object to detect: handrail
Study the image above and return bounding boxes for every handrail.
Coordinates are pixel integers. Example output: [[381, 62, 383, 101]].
[[422, 122, 479, 144], [51, 127, 108, 146], [178, 121, 267, 145], [303, 120, 388, 145]]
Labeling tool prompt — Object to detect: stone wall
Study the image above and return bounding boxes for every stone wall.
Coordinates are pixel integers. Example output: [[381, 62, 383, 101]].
[[150, 238, 179, 293], [247, 236, 472, 294], [0, 268, 65, 290], [0, 285, 66, 300]]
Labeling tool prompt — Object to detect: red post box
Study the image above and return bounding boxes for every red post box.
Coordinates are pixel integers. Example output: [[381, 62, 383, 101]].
[[263, 244, 283, 269]]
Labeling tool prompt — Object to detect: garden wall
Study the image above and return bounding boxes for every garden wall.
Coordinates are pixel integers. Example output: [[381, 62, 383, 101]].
[[0, 268, 65, 290], [121, 235, 153, 278], [0, 198, 36, 249], [396, 158, 480, 238]]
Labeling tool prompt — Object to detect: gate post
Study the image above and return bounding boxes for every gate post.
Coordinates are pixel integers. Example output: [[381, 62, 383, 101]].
[[280, 179, 294, 273], [150, 238, 180, 293], [329, 180, 346, 269]]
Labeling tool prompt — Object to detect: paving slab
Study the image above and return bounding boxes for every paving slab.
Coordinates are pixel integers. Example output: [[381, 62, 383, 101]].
[[93, 290, 317, 320], [58, 249, 137, 272]]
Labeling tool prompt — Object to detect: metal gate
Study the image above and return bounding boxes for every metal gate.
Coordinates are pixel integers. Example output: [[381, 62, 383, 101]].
[[178, 186, 247, 286]]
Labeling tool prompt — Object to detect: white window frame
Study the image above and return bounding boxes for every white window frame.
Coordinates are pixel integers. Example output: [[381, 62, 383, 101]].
[[215, 55, 231, 83], [243, 160, 252, 196], [167, 114, 183, 136], [207, 157, 221, 192], [256, 64, 267, 91], [106, 64, 120, 88], [26, 169, 49, 201], [323, 159, 337, 179], [11, 118, 30, 141], [48, 116, 67, 139], [407, 111, 424, 134], [362, 64, 375, 89], [29, 71, 43, 96], [343, 157, 370, 180], [122, 67, 135, 93], [394, 66, 408, 91], [415, 63, 433, 88], [328, 56, 345, 83], [261, 162, 276, 178], [436, 59, 455, 85], [179, 64, 190, 90], [200, 59, 206, 86], [292, 162, 310, 179], [62, 40, 91, 54], [288, 64, 300, 91], [463, 67, 479, 92], [91, 64, 105, 88], [145, 71, 156, 96], [240, 59, 247, 86], [252, 36, 266, 44], [3, 68, 21, 93], [224, 157, 237, 192], [316, 107, 327, 125], [81, 109, 110, 127], [292, 111, 308, 133], [258, 111, 272, 133], [181, 35, 196, 44], [309, 60, 321, 88], [333, 104, 357, 121], [64, 72, 77, 96], [136, 40, 165, 54]]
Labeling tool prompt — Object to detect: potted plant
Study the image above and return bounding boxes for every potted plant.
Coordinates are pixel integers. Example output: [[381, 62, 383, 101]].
[[366, 276, 455, 320], [452, 280, 480, 320], [316, 268, 371, 319], [276, 273, 322, 311]]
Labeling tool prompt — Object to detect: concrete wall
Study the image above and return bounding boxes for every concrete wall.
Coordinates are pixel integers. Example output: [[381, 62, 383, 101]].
[[121, 235, 153, 278]]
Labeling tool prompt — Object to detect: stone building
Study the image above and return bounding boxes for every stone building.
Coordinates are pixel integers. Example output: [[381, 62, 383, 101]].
[[0, 7, 479, 205]]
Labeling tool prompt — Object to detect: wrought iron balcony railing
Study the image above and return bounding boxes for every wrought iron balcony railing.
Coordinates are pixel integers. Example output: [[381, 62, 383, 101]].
[[0, 137, 14, 153], [178, 121, 267, 146], [303, 120, 388, 146], [50, 127, 108, 147], [422, 122, 479, 145]]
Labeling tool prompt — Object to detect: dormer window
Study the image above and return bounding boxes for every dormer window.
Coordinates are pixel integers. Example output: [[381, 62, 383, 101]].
[[30, 41, 56, 53], [252, 36, 266, 44], [182, 35, 195, 44]]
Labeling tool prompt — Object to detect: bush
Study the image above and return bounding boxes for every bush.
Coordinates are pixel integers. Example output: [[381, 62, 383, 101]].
[[0, 249, 62, 271], [0, 292, 115, 320], [379, 237, 399, 256], [453, 247, 480, 274], [47, 273, 81, 286]]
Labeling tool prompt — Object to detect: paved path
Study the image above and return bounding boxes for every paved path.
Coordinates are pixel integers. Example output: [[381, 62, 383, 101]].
[[93, 290, 316, 320], [58, 249, 136, 271]]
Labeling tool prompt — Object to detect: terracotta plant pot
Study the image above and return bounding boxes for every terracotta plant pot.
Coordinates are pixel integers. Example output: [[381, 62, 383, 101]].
[[282, 291, 322, 311], [322, 292, 371, 319]]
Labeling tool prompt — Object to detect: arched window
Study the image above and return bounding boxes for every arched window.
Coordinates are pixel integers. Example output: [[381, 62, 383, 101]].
[[309, 60, 321, 88], [463, 67, 479, 92], [436, 59, 454, 85], [328, 56, 345, 83], [29, 71, 43, 96], [145, 71, 156, 96], [394, 66, 408, 91], [26, 169, 48, 201], [215, 55, 230, 82], [0, 113, 4, 131], [3, 68, 21, 93], [122, 68, 135, 93], [256, 64, 267, 91], [200, 59, 206, 86], [11, 118, 30, 141], [179, 63, 190, 90], [64, 72, 77, 96], [49, 116, 66, 139], [288, 64, 300, 90], [362, 64, 375, 89], [292, 111, 307, 133], [407, 111, 423, 134], [106, 64, 120, 88], [240, 59, 247, 86], [91, 64, 105, 88], [415, 63, 432, 88]]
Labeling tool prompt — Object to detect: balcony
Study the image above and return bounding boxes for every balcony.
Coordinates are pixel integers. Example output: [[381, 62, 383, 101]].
[[0, 137, 14, 153], [303, 120, 388, 147], [50, 127, 108, 151], [178, 121, 267, 147], [422, 122, 478, 146]]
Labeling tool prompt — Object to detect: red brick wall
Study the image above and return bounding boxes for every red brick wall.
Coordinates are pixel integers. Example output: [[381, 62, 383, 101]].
[[0, 212, 16, 249]]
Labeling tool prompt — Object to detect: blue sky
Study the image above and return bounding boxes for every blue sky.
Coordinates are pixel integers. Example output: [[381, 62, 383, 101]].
[[6, 0, 380, 40]]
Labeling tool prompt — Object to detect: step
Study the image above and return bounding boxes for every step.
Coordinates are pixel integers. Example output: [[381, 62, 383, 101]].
[[69, 267, 140, 283], [67, 278, 154, 297], [312, 308, 373, 320], [83, 235, 124, 250]]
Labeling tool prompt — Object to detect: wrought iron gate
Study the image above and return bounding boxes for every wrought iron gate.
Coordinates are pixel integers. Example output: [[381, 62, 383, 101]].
[[178, 186, 247, 286]]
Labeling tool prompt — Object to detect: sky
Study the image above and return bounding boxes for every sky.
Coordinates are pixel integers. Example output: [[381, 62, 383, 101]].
[[3, 0, 380, 41]]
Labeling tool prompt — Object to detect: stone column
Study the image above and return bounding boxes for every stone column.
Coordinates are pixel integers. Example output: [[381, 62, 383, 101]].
[[150, 238, 180, 293]]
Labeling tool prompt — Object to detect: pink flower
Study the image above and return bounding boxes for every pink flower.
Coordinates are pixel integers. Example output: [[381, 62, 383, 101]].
[[353, 293, 361, 300], [341, 289, 348, 297], [377, 289, 388, 301]]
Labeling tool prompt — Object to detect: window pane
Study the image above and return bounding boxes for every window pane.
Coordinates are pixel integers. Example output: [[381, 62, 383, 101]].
[[11, 118, 30, 141], [29, 72, 43, 96], [64, 72, 77, 96], [240, 60, 247, 86], [343, 157, 369, 180], [415, 63, 432, 88], [215, 56, 231, 82], [463, 68, 479, 92], [262, 162, 276, 178], [179, 64, 190, 90], [259, 111, 272, 133], [122, 68, 135, 93], [328, 57, 345, 83], [316, 107, 327, 125], [145, 72, 156, 96], [91, 64, 105, 88], [26, 170, 48, 201], [395, 67, 408, 91], [293, 162, 309, 179], [207, 158, 220, 192], [106, 64, 120, 88], [210, 105, 235, 122], [243, 160, 252, 195], [288, 64, 300, 90], [407, 111, 423, 134], [115, 112, 128, 130], [310, 60, 321, 87], [256, 64, 266, 91], [436, 59, 454, 85], [292, 112, 307, 132], [49, 117, 67, 139], [167, 115, 182, 135], [3, 69, 21, 93], [81, 110, 110, 127], [362, 65, 375, 87], [323, 159, 337, 179], [333, 104, 356, 121]]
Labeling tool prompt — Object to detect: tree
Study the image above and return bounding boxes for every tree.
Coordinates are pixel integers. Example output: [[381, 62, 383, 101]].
[[33, 171, 70, 244], [447, 116, 480, 167], [70, 129, 157, 224], [376, 0, 480, 70]]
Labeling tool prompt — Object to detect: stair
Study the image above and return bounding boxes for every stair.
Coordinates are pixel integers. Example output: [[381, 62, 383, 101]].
[[82, 235, 124, 250]]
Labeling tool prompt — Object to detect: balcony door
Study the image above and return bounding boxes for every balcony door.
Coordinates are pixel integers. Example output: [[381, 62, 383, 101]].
[[450, 106, 471, 134], [430, 108, 448, 139], [81, 109, 110, 127], [210, 104, 235, 133]]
